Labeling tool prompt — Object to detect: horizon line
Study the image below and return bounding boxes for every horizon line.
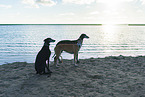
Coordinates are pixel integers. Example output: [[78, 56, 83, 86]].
[[0, 24, 145, 26]]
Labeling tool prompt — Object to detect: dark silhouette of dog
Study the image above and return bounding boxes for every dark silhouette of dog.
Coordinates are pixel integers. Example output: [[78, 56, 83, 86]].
[[35, 38, 55, 75]]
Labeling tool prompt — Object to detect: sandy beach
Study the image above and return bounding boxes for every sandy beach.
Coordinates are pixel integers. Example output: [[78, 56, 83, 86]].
[[0, 55, 145, 97]]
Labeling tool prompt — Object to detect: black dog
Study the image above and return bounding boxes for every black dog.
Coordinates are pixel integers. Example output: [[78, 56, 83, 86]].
[[35, 38, 55, 75]]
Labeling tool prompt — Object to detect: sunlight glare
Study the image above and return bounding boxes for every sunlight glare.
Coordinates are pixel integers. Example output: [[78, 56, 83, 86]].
[[101, 24, 119, 44], [102, 24, 117, 34], [97, 0, 124, 24]]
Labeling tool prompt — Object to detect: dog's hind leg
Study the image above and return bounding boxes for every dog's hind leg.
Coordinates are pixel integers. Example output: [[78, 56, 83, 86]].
[[54, 54, 61, 67], [54, 56, 60, 67], [43, 62, 47, 74], [54, 48, 62, 67]]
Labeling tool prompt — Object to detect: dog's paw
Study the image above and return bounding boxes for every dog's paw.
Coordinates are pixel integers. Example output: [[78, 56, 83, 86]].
[[59, 61, 62, 63], [48, 70, 52, 74], [74, 64, 78, 67], [47, 73, 51, 77], [77, 61, 80, 64], [56, 64, 60, 67]]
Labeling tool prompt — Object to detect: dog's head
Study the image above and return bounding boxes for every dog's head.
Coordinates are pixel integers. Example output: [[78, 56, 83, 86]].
[[44, 38, 55, 45], [79, 34, 89, 40]]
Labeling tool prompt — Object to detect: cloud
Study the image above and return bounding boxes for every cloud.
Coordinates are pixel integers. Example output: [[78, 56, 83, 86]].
[[62, 0, 96, 5], [137, 9, 143, 13], [22, 0, 56, 8], [0, 4, 12, 8], [140, 0, 145, 5], [62, 0, 135, 5], [22, 0, 39, 8], [59, 12, 75, 16], [90, 11, 100, 15], [97, 0, 134, 3], [84, 16, 96, 20], [36, 0, 56, 6]]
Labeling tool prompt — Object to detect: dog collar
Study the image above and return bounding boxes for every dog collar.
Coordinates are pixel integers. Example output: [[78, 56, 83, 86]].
[[77, 42, 82, 47]]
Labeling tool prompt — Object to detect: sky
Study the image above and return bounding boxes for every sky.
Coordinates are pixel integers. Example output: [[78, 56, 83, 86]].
[[0, 0, 145, 24]]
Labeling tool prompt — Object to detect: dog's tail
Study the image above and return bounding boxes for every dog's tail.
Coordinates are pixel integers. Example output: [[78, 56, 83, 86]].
[[52, 54, 56, 58]]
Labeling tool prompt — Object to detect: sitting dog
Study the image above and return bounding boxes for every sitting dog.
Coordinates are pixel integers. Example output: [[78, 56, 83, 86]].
[[35, 38, 55, 75], [54, 34, 89, 66]]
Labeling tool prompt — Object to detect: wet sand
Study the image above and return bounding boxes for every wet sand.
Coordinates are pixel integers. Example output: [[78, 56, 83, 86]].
[[0, 55, 145, 97]]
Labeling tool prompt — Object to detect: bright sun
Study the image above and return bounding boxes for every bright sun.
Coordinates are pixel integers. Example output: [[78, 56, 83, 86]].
[[98, 0, 124, 24], [98, 0, 124, 5]]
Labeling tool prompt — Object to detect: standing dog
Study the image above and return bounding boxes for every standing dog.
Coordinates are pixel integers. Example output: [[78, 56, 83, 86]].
[[35, 38, 55, 75], [54, 34, 89, 66]]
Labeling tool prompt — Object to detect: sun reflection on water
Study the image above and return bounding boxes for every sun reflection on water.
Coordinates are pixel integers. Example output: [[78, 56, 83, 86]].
[[101, 24, 120, 44]]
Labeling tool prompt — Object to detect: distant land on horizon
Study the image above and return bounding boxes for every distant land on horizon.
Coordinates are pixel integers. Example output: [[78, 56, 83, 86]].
[[0, 24, 145, 26]]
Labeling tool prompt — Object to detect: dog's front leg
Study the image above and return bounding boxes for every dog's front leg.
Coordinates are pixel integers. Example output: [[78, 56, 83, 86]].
[[76, 53, 80, 63], [74, 52, 78, 66], [45, 59, 52, 74]]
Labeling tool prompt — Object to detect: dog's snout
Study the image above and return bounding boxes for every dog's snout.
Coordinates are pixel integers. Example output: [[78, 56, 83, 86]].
[[84, 35, 89, 38], [51, 39, 55, 42], [85, 35, 89, 38]]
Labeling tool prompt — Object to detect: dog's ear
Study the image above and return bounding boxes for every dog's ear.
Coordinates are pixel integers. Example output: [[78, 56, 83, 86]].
[[44, 38, 49, 42], [44, 39, 46, 42]]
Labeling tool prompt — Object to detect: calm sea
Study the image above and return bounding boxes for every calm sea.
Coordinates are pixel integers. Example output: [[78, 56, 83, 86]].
[[0, 24, 145, 65]]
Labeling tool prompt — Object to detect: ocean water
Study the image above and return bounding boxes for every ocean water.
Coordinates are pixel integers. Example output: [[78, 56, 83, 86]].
[[0, 24, 145, 65]]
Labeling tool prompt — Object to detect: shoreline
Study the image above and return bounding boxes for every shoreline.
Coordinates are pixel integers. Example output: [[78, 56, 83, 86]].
[[0, 55, 145, 96], [1, 55, 144, 66]]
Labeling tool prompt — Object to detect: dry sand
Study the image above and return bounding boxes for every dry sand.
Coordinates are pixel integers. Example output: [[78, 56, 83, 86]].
[[0, 55, 145, 97]]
